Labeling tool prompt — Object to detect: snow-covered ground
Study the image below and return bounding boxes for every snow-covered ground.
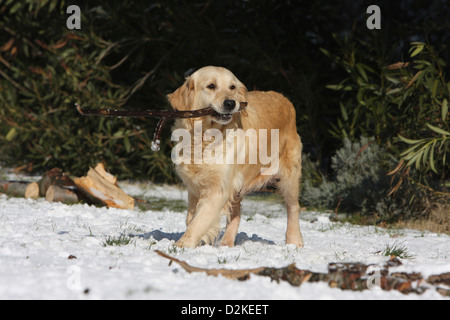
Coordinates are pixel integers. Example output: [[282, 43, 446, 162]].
[[0, 181, 449, 300]]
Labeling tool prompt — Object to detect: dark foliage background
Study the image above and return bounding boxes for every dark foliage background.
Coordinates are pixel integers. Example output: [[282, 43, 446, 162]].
[[0, 0, 449, 218]]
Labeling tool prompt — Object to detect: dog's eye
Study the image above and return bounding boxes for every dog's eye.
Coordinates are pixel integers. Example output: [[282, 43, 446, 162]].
[[207, 83, 215, 90], [230, 85, 236, 90]]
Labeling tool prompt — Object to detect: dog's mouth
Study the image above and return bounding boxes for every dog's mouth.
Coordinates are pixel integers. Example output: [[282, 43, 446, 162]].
[[212, 112, 233, 123]]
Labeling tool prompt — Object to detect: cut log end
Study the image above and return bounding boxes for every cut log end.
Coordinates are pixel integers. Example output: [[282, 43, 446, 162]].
[[24, 182, 39, 199]]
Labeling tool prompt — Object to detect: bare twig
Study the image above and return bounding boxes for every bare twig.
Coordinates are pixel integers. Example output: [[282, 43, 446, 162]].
[[76, 102, 248, 151], [75, 102, 247, 119], [155, 250, 450, 297]]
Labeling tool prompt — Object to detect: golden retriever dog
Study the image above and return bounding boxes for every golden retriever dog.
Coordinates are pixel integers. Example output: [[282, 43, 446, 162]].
[[168, 66, 303, 248]]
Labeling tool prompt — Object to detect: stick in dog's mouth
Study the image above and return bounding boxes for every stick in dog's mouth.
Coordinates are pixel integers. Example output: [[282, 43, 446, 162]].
[[75, 102, 248, 151]]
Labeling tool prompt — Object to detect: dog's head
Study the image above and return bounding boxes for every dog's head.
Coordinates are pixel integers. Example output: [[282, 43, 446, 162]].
[[167, 66, 247, 125]]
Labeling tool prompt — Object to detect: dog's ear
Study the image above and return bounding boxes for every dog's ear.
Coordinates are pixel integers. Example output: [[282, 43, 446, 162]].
[[236, 79, 248, 117], [167, 77, 194, 111], [236, 79, 248, 101]]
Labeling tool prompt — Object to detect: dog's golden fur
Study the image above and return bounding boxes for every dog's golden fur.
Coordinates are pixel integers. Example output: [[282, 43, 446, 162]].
[[168, 66, 303, 248]]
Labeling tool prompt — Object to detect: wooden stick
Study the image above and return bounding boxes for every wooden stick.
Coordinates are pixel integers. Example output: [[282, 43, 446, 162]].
[[75, 102, 248, 151], [155, 250, 265, 280], [75, 102, 247, 119], [151, 117, 168, 151]]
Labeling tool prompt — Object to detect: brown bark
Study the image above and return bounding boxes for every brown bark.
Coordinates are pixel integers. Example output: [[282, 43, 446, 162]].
[[76, 102, 248, 119], [38, 167, 76, 196]]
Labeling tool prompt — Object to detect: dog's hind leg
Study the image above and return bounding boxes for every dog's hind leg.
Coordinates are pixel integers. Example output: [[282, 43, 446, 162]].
[[277, 137, 304, 248]]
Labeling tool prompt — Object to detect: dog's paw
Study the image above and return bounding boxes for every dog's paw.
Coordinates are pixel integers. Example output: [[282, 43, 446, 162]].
[[219, 236, 235, 247], [175, 237, 197, 248], [286, 235, 304, 248]]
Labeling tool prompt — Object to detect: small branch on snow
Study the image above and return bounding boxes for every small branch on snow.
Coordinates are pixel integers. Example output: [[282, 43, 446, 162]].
[[155, 251, 450, 297]]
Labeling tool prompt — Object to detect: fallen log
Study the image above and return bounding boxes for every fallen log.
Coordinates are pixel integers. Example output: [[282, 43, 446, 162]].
[[45, 185, 79, 204], [1, 165, 159, 210], [45, 182, 155, 209], [0, 180, 39, 199], [73, 165, 135, 210]]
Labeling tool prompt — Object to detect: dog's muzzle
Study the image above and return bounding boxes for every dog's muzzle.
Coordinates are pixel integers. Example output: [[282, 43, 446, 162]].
[[211, 99, 238, 123]]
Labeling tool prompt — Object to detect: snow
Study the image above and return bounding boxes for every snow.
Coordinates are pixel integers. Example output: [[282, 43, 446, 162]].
[[0, 181, 449, 300]]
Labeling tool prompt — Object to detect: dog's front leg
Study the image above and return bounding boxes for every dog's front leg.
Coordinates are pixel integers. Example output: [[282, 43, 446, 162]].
[[185, 191, 198, 226], [176, 192, 228, 248], [220, 198, 241, 247]]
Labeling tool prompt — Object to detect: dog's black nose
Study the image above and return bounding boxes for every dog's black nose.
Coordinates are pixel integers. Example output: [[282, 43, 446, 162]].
[[223, 99, 236, 112]]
